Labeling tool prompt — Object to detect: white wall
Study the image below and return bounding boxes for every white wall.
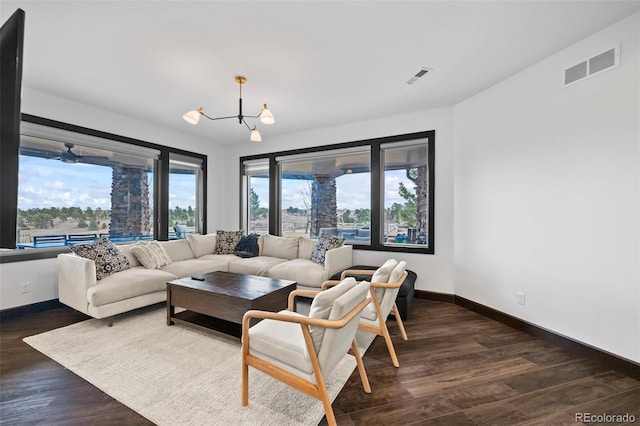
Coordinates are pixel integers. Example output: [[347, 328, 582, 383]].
[[453, 13, 640, 362], [223, 107, 456, 294]]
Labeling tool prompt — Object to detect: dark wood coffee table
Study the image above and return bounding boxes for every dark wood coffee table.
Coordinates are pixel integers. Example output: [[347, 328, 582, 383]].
[[167, 271, 296, 338]]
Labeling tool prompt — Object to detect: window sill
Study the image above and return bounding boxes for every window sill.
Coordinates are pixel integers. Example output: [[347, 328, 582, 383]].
[[0, 246, 72, 264]]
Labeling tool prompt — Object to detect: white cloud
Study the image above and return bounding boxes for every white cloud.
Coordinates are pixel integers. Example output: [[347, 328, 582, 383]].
[[45, 181, 65, 190]]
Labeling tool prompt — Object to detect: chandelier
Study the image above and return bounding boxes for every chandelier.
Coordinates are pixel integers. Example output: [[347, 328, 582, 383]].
[[182, 76, 275, 142]]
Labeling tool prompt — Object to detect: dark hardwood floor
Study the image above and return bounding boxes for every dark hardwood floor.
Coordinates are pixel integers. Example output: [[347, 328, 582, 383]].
[[2, 299, 639, 425]]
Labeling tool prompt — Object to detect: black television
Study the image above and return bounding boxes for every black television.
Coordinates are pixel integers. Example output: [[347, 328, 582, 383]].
[[0, 8, 25, 248]]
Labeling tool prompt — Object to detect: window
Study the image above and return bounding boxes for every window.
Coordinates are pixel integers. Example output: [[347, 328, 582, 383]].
[[17, 122, 158, 247], [241, 159, 270, 235], [382, 139, 429, 247], [277, 147, 371, 243], [1, 115, 207, 255], [169, 153, 204, 238], [240, 131, 435, 254]]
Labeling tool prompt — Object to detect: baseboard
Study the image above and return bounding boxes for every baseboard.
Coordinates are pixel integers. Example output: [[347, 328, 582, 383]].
[[415, 290, 640, 380], [0, 299, 62, 320], [415, 289, 454, 303]]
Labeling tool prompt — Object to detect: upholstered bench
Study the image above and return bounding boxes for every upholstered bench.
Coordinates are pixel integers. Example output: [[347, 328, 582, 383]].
[[331, 265, 416, 320]]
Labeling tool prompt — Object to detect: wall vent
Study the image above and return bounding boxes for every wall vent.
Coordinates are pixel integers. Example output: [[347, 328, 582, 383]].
[[563, 45, 619, 87]]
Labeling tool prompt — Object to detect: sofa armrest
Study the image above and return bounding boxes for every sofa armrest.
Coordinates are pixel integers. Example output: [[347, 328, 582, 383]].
[[323, 245, 353, 279], [58, 253, 97, 315]]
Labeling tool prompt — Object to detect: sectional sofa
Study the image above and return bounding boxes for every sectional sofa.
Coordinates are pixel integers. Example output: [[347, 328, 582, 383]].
[[58, 233, 353, 320]]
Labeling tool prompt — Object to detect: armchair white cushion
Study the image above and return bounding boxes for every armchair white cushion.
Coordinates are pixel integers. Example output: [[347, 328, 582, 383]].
[[340, 260, 409, 367], [242, 278, 371, 426]]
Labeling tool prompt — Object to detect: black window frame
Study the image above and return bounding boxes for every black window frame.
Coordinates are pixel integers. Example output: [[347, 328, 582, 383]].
[[240, 130, 435, 254], [0, 114, 208, 263]]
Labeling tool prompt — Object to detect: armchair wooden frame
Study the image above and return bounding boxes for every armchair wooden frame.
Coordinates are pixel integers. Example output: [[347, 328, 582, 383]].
[[323, 270, 409, 367], [241, 288, 371, 426]]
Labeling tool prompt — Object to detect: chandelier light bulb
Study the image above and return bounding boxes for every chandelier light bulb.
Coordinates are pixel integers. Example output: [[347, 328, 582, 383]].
[[259, 104, 275, 125], [250, 125, 262, 142], [182, 107, 203, 125]]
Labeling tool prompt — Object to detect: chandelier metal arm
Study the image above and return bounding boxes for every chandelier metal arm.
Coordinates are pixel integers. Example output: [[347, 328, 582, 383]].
[[182, 76, 273, 142], [199, 112, 237, 121]]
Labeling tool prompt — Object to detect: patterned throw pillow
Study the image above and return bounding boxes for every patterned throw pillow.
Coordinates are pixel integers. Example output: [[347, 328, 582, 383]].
[[311, 232, 345, 265], [215, 230, 244, 255], [70, 236, 130, 280]]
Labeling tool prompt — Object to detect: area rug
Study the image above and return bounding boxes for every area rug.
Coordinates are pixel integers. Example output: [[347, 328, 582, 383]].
[[23, 305, 375, 425]]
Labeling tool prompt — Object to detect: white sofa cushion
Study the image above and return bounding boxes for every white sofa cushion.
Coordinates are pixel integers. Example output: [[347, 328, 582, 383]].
[[87, 267, 176, 307], [161, 258, 232, 278], [297, 238, 316, 260], [161, 239, 195, 262], [196, 254, 239, 271], [228, 256, 288, 276], [268, 259, 330, 289], [262, 234, 300, 260], [186, 233, 217, 258]]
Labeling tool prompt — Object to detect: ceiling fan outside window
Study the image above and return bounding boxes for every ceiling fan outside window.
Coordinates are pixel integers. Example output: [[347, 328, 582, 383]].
[[55, 143, 109, 164]]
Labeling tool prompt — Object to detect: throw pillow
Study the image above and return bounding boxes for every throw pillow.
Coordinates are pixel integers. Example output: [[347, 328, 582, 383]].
[[215, 230, 244, 255], [234, 233, 260, 258], [130, 241, 173, 269], [186, 233, 217, 258], [70, 236, 130, 280], [308, 277, 357, 351], [311, 232, 345, 265]]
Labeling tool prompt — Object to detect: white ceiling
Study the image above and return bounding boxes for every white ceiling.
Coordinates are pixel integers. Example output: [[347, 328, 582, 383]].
[[3, 1, 639, 145]]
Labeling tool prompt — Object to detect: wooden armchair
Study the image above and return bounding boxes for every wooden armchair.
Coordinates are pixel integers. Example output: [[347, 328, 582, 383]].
[[242, 278, 371, 426], [323, 260, 409, 367]]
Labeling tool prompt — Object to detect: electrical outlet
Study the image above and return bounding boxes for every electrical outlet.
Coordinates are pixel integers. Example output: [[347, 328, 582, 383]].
[[21, 281, 31, 294], [517, 292, 525, 305]]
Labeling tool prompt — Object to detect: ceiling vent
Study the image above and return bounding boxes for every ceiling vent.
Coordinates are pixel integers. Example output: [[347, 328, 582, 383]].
[[563, 45, 619, 87], [406, 67, 432, 84]]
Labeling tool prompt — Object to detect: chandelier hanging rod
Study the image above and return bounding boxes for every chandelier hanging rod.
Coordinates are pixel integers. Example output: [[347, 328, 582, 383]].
[[183, 76, 275, 142]]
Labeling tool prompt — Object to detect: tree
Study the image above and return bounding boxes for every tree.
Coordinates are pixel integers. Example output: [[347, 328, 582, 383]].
[[250, 188, 269, 220], [354, 208, 371, 223], [397, 182, 417, 227], [341, 209, 352, 223]]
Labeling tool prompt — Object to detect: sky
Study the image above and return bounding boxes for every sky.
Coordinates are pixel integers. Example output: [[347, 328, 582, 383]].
[[18, 156, 196, 211], [251, 169, 415, 211], [19, 155, 414, 213]]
